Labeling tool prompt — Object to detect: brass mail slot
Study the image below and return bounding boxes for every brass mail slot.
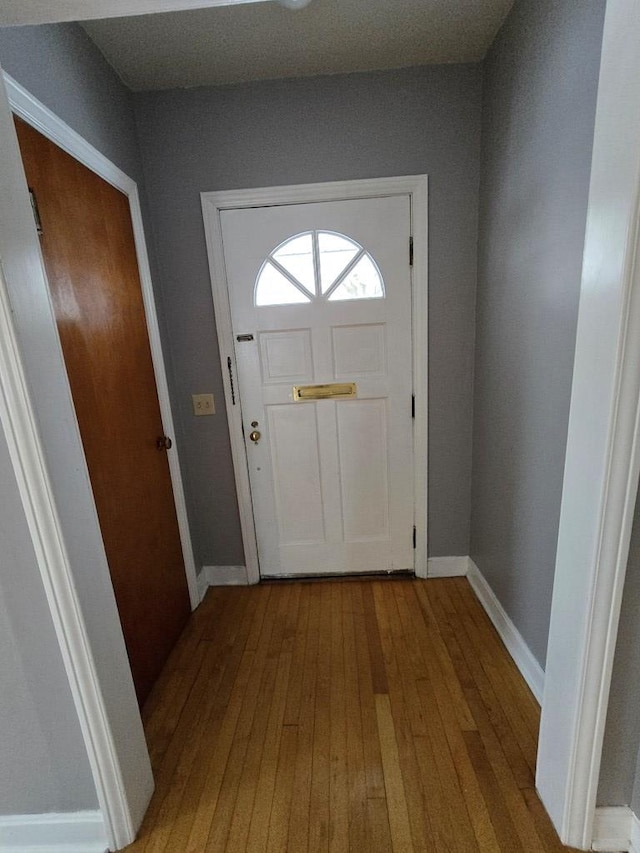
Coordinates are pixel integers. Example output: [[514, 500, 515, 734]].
[[293, 382, 357, 401]]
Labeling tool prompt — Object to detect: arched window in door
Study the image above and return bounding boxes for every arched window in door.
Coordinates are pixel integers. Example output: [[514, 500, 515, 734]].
[[255, 230, 385, 306]]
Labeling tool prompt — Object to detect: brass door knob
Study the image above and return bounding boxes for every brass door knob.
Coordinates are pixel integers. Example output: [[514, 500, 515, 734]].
[[249, 430, 261, 444]]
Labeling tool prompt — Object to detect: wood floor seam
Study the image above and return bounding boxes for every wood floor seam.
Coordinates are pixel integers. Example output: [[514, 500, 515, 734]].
[[126, 579, 579, 853]]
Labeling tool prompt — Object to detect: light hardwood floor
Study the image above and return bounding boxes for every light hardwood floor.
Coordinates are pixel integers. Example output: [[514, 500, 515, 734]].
[[126, 578, 578, 852]]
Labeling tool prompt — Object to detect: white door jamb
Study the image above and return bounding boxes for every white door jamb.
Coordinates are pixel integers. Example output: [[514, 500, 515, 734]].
[[201, 176, 429, 583], [536, 0, 640, 847]]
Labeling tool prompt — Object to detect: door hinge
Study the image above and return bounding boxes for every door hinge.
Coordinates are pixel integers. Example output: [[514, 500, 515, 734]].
[[29, 188, 43, 236], [413, 526, 417, 549], [411, 394, 415, 418], [409, 236, 414, 267]]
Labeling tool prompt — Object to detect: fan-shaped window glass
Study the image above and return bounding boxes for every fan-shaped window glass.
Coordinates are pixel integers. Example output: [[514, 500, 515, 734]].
[[318, 232, 360, 293], [272, 232, 315, 294], [255, 230, 384, 306], [328, 254, 385, 301], [254, 263, 311, 306]]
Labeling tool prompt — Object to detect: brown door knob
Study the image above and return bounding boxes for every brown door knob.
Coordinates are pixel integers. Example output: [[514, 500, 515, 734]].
[[156, 435, 172, 451]]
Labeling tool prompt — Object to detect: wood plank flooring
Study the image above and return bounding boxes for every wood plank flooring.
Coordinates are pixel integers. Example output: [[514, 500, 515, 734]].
[[125, 578, 578, 852]]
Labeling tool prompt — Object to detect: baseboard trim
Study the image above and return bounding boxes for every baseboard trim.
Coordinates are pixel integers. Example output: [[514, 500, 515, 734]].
[[466, 559, 545, 705], [427, 556, 469, 577], [198, 565, 248, 600], [592, 806, 633, 851], [197, 568, 208, 603], [631, 810, 640, 853], [0, 810, 108, 852]]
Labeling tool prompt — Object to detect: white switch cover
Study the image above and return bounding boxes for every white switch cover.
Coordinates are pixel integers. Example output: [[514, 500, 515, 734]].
[[192, 393, 215, 416]]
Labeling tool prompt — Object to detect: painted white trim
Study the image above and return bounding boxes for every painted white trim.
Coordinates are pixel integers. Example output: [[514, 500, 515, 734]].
[[0, 811, 108, 853], [630, 811, 640, 853], [199, 565, 249, 597], [592, 807, 632, 852], [467, 559, 545, 705], [536, 0, 640, 847], [0, 0, 271, 27], [201, 176, 429, 583], [0, 251, 132, 849], [409, 177, 429, 580], [4, 72, 199, 611], [427, 556, 469, 578], [197, 568, 210, 603]]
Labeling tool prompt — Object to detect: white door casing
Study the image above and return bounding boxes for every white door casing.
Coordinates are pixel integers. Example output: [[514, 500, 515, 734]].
[[202, 176, 429, 584], [220, 196, 414, 577]]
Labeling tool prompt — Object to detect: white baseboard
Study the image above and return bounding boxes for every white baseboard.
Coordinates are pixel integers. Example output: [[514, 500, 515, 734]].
[[466, 559, 545, 705], [197, 568, 209, 603], [631, 810, 640, 853], [198, 565, 248, 601], [0, 811, 108, 852], [592, 806, 633, 851], [427, 556, 469, 577]]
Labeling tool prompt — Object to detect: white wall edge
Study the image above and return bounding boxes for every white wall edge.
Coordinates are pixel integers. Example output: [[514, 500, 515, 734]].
[[3, 70, 199, 611], [427, 555, 469, 577], [536, 0, 640, 847], [0, 810, 108, 853], [0, 214, 133, 848], [467, 559, 545, 705], [592, 806, 632, 852], [201, 175, 429, 584]]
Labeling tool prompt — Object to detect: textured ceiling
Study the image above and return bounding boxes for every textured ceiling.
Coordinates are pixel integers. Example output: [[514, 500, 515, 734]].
[[82, 0, 514, 91]]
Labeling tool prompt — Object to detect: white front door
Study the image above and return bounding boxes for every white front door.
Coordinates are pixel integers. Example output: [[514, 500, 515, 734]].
[[220, 195, 414, 577]]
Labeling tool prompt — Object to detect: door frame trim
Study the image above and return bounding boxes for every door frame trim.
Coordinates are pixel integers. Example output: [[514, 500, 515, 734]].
[[4, 71, 200, 610], [201, 175, 429, 583], [536, 0, 640, 846]]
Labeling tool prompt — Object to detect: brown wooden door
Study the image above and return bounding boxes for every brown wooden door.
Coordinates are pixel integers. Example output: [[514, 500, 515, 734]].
[[15, 118, 191, 707]]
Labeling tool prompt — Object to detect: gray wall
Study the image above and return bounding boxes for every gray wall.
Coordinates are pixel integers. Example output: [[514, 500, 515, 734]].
[[134, 64, 483, 567], [598, 488, 640, 807], [469, 0, 606, 666], [0, 23, 143, 182], [0, 422, 97, 814]]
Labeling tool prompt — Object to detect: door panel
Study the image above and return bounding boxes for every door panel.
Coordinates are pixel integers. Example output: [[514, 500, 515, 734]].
[[268, 403, 325, 544], [337, 398, 389, 541], [15, 117, 191, 706], [220, 196, 414, 577]]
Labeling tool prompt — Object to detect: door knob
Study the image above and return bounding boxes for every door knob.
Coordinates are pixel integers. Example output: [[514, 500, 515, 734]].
[[249, 430, 261, 444], [156, 435, 172, 451]]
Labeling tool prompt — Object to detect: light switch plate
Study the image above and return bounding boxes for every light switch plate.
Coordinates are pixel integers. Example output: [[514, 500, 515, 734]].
[[192, 393, 215, 416]]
